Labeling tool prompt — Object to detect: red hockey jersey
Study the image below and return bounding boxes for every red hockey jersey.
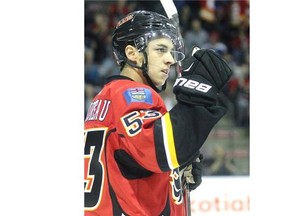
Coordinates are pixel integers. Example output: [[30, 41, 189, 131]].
[[84, 75, 226, 215]]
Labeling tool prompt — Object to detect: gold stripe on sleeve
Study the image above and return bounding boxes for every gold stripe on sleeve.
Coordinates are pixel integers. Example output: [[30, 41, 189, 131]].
[[162, 112, 179, 169]]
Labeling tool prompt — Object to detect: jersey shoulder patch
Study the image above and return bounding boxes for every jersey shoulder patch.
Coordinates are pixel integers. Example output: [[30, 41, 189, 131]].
[[123, 87, 153, 105]]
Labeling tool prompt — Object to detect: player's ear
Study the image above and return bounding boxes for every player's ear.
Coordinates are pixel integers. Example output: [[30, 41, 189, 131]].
[[125, 45, 137, 61], [125, 45, 144, 66]]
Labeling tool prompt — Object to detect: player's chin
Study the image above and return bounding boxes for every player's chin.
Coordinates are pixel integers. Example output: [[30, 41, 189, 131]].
[[154, 76, 168, 87]]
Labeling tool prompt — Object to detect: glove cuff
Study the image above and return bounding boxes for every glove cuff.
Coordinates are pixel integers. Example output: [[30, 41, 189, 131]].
[[176, 94, 216, 106]]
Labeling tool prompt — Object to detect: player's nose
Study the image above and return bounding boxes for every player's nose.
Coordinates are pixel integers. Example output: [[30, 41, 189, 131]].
[[165, 52, 175, 65]]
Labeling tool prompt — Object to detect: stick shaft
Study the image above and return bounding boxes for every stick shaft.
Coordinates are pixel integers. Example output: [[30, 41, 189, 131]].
[[160, 2, 191, 215], [186, 188, 191, 216], [160, 0, 183, 77]]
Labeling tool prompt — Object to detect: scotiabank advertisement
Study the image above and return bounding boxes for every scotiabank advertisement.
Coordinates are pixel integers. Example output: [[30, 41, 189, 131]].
[[188, 176, 250, 215]]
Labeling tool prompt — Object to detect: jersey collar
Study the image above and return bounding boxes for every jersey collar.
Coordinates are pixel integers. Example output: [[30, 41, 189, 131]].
[[105, 75, 134, 84]]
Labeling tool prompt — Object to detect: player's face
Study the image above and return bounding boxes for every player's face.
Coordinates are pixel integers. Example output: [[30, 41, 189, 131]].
[[146, 38, 176, 87]]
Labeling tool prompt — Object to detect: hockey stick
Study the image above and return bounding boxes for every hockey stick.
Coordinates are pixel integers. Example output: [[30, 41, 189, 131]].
[[159, 2, 204, 215], [181, 156, 201, 216], [160, 0, 184, 78], [159, 0, 190, 215], [159, 2, 191, 215], [159, 0, 180, 34]]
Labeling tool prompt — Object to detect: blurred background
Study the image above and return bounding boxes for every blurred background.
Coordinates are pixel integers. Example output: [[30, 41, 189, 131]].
[[84, 0, 250, 177]]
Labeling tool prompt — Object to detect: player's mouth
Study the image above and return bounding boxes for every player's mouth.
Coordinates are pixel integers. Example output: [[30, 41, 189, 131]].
[[161, 69, 169, 74]]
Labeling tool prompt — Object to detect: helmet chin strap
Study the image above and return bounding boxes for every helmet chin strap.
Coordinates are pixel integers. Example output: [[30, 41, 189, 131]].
[[125, 52, 166, 93]]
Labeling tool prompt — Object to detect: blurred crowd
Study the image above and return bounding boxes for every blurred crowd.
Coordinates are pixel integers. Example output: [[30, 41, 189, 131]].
[[84, 0, 250, 129]]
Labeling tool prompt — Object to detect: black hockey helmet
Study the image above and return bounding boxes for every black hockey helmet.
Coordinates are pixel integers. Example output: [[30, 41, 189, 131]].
[[112, 10, 185, 67]]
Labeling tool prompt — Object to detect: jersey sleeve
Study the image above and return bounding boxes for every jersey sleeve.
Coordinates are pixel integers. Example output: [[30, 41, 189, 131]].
[[112, 83, 168, 173], [154, 102, 227, 171], [112, 80, 227, 173]]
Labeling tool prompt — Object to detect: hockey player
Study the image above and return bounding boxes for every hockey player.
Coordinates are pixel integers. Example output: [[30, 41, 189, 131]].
[[84, 10, 232, 216]]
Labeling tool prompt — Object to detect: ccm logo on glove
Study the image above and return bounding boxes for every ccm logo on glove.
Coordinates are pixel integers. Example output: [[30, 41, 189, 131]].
[[173, 77, 212, 93]]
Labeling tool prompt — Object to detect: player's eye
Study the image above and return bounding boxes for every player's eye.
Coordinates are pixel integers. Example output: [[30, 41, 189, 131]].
[[155, 47, 168, 53]]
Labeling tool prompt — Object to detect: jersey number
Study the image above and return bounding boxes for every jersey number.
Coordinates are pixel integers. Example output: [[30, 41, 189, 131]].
[[84, 129, 106, 209], [121, 110, 161, 136]]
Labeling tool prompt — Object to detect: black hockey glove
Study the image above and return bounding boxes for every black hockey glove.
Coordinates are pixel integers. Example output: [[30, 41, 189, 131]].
[[181, 154, 203, 191], [173, 46, 232, 106]]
